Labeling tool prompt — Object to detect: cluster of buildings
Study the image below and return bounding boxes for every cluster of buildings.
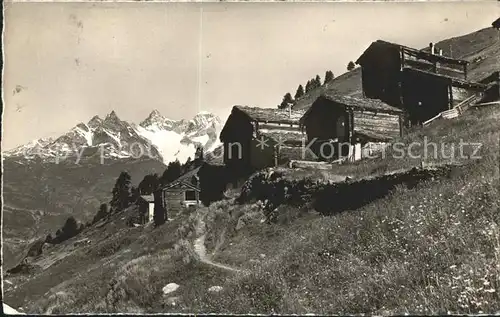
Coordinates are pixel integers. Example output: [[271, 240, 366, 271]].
[[220, 40, 499, 172], [137, 32, 500, 223]]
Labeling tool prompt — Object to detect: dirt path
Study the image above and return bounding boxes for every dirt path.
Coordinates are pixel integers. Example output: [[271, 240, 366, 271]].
[[193, 218, 245, 273]]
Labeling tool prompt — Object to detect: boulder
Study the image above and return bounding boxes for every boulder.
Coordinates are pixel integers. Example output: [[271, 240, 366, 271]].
[[162, 283, 180, 295], [208, 286, 223, 293]]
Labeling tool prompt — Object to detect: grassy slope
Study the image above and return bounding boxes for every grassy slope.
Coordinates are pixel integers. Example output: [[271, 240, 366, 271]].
[[294, 27, 500, 110], [3, 207, 215, 313], [2, 157, 166, 268], [4, 27, 499, 314], [6, 103, 498, 315], [195, 104, 500, 314]]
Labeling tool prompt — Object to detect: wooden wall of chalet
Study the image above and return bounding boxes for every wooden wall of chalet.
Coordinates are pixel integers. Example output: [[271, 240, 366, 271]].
[[250, 137, 276, 170], [163, 184, 199, 217], [402, 68, 450, 124], [254, 121, 305, 167], [221, 110, 253, 172], [198, 163, 228, 205], [359, 44, 402, 107], [404, 59, 466, 80], [352, 110, 402, 140], [302, 98, 349, 160], [279, 146, 318, 163], [223, 108, 308, 171], [302, 98, 348, 143]]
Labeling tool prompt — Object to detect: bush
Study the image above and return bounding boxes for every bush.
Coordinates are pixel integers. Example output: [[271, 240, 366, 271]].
[[26, 239, 45, 257], [92, 203, 109, 224], [51, 216, 83, 244]]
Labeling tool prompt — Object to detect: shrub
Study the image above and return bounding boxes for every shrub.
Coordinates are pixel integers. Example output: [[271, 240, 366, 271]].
[[51, 216, 83, 244], [26, 239, 45, 257], [92, 203, 109, 224]]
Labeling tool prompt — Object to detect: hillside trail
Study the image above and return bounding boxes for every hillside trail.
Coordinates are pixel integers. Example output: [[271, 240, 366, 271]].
[[193, 216, 247, 274]]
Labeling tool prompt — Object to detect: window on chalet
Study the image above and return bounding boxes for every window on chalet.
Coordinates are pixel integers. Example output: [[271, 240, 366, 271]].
[[185, 190, 196, 201]]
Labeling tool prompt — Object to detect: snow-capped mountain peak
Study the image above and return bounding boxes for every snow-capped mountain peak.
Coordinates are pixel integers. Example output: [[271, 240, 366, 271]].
[[102, 110, 125, 130], [4, 109, 223, 165], [87, 115, 103, 129], [139, 109, 174, 129], [106, 110, 119, 120], [148, 109, 162, 119], [190, 112, 221, 131]]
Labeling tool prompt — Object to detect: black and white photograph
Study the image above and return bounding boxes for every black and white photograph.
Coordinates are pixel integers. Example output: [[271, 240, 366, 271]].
[[1, 0, 500, 314]]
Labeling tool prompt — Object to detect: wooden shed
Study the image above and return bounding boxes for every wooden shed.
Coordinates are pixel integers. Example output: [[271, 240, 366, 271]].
[[161, 167, 201, 218], [300, 93, 404, 161], [402, 68, 486, 124], [355, 40, 470, 108], [219, 106, 308, 174], [137, 194, 155, 224]]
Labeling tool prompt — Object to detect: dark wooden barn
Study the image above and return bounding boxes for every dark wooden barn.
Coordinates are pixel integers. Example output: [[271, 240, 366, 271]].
[[219, 106, 309, 174], [161, 167, 201, 218], [402, 68, 487, 124], [300, 93, 404, 161], [198, 161, 228, 205], [355, 40, 470, 108]]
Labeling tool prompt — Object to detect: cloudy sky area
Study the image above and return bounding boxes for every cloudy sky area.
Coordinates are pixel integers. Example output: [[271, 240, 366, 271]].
[[3, 1, 499, 150]]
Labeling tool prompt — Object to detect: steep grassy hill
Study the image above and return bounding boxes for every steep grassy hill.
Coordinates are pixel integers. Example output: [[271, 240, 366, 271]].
[[2, 157, 166, 268], [294, 27, 500, 110], [5, 99, 499, 315]]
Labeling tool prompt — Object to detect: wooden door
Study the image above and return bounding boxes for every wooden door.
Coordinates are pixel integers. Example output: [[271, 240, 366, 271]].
[[335, 113, 349, 142]]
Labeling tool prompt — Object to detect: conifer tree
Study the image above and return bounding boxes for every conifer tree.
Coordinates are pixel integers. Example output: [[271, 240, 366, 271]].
[[324, 70, 334, 84], [347, 61, 356, 71], [305, 80, 312, 93], [138, 174, 160, 195], [279, 93, 294, 109], [315, 74, 322, 87], [92, 203, 109, 224], [294, 84, 305, 100], [161, 160, 182, 185], [110, 171, 132, 211]]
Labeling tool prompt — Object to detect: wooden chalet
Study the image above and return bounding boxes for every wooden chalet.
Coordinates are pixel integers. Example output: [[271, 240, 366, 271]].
[[355, 40, 470, 107], [355, 40, 493, 124], [300, 93, 404, 161], [402, 68, 487, 124], [219, 106, 311, 173], [161, 167, 201, 218]]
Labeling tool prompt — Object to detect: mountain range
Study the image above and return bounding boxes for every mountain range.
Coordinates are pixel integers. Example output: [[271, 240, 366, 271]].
[[4, 110, 223, 165], [2, 110, 224, 268]]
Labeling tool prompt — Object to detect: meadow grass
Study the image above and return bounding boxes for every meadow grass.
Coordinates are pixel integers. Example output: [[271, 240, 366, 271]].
[[183, 105, 500, 314], [8, 105, 499, 314]]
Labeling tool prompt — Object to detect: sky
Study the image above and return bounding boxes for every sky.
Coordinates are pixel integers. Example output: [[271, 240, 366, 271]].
[[3, 1, 499, 150]]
